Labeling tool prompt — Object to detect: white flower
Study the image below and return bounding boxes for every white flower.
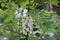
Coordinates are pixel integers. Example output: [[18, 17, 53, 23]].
[[15, 13, 21, 18], [23, 9, 28, 16], [19, 7, 23, 12], [15, 10, 18, 14], [0, 24, 2, 26], [26, 28, 29, 32], [6, 30, 10, 33], [17, 22, 19, 25], [49, 32, 54, 37], [0, 37, 8, 40]]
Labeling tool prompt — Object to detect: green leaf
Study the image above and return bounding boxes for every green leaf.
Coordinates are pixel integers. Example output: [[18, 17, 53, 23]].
[[0, 0, 7, 2], [1, 3, 5, 7], [45, 35, 53, 40]]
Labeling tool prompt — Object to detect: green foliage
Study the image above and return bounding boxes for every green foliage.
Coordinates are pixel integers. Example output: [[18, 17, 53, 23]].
[[0, 0, 60, 40]]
